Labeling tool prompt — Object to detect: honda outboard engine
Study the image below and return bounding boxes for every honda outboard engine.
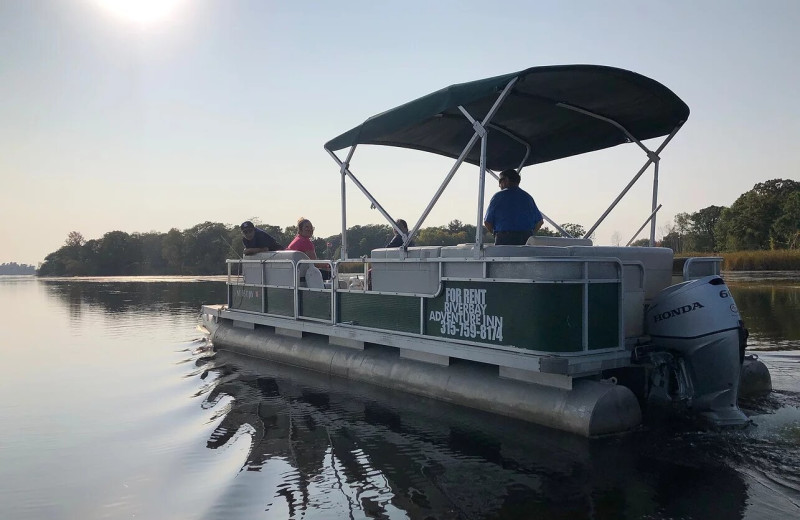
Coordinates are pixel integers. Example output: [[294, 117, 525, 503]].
[[644, 275, 748, 427]]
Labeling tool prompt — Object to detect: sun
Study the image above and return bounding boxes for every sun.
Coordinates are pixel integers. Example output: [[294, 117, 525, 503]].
[[93, 0, 186, 24]]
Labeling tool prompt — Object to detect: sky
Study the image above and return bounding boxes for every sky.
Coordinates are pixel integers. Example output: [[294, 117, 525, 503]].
[[1, 0, 799, 265]]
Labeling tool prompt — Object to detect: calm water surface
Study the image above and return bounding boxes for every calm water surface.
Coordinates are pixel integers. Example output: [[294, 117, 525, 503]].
[[0, 274, 798, 520]]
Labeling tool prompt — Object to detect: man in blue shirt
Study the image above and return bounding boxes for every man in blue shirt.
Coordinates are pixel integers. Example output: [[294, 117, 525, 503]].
[[241, 221, 283, 255], [483, 169, 543, 245]]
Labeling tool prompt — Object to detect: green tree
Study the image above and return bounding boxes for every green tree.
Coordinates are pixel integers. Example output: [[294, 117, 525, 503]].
[[447, 219, 464, 233], [38, 250, 67, 276], [95, 231, 139, 275], [162, 228, 185, 274], [690, 205, 724, 251], [716, 179, 800, 250], [560, 223, 594, 240], [671, 213, 694, 252], [65, 231, 85, 248], [417, 226, 458, 246], [772, 192, 800, 249], [181, 222, 231, 275], [341, 224, 391, 257], [137, 232, 167, 275], [535, 226, 559, 237]]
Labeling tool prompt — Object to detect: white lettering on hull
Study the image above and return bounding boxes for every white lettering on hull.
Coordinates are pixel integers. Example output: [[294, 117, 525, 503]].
[[430, 288, 504, 341]]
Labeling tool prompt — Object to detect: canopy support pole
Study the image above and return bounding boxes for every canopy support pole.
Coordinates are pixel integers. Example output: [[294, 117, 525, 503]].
[[407, 135, 479, 245], [556, 103, 654, 157], [327, 148, 409, 256], [542, 214, 572, 237], [650, 159, 660, 246], [485, 123, 531, 170], [407, 77, 518, 247], [476, 128, 488, 251], [627, 204, 662, 246], [327, 79, 518, 254], [583, 124, 681, 239], [326, 145, 363, 260], [554, 103, 683, 240]]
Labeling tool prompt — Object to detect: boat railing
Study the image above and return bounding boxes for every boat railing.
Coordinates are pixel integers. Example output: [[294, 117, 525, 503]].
[[672, 256, 723, 285], [296, 259, 334, 323], [226, 255, 635, 355], [226, 257, 297, 317]]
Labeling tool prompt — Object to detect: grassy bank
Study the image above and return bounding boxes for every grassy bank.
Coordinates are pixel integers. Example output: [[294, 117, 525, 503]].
[[680, 250, 800, 271]]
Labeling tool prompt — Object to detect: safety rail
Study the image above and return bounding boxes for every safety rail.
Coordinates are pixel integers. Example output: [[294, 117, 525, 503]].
[[682, 256, 722, 280], [296, 259, 334, 323], [225, 255, 632, 354], [672, 256, 723, 284]]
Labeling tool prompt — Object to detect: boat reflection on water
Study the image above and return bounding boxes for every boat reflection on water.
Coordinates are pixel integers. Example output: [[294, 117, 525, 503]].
[[194, 350, 765, 519]]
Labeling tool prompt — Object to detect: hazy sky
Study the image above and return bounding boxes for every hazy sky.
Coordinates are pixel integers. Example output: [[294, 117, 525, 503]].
[[2, 0, 799, 265]]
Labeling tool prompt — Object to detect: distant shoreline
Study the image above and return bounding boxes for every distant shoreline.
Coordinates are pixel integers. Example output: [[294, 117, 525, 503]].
[[678, 250, 800, 271]]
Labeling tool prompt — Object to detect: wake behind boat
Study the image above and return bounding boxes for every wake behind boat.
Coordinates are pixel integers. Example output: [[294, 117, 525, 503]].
[[202, 65, 771, 437]]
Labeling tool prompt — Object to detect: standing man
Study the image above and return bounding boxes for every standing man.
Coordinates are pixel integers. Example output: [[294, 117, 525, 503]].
[[240, 221, 283, 255], [483, 169, 544, 245]]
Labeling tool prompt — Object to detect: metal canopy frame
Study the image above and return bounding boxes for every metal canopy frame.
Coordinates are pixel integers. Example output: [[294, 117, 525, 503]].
[[324, 76, 684, 260]]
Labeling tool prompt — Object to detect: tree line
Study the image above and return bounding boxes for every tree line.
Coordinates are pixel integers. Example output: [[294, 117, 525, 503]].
[[0, 262, 36, 275], [36, 220, 580, 277], [661, 179, 799, 253], [36, 178, 797, 276]]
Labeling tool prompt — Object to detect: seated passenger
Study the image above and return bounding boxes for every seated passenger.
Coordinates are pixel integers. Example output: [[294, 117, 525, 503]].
[[241, 221, 283, 255], [287, 217, 331, 280], [385, 219, 415, 248]]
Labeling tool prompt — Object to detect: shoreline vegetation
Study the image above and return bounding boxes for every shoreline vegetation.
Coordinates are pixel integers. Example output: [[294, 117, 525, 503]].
[[0, 262, 36, 275], [34, 178, 798, 277], [34, 224, 799, 277], [718, 250, 800, 271]]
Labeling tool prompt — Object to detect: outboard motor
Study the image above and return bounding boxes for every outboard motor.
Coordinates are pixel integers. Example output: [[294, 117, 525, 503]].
[[645, 275, 748, 427]]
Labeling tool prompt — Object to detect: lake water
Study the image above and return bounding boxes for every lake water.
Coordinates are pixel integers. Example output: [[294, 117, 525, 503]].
[[0, 274, 798, 520]]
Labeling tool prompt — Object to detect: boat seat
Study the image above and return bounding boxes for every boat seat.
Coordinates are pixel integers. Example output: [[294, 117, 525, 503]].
[[569, 246, 673, 301], [484, 245, 569, 257], [242, 250, 312, 287], [370, 246, 442, 293], [439, 244, 570, 278], [527, 236, 593, 246], [304, 264, 324, 289], [438, 245, 483, 276], [438, 244, 569, 258]]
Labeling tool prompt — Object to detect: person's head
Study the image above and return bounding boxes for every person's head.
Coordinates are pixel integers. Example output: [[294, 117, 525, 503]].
[[240, 221, 256, 239], [297, 217, 314, 238], [396, 219, 408, 234], [498, 168, 521, 188]]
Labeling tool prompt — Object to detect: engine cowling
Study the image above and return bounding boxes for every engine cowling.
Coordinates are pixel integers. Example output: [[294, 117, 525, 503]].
[[645, 275, 748, 427]]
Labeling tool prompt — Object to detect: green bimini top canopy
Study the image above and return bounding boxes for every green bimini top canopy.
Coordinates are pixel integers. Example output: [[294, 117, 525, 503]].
[[325, 65, 689, 172]]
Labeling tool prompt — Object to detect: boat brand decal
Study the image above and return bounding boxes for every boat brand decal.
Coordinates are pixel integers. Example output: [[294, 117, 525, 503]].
[[429, 288, 504, 341], [237, 288, 261, 299], [652, 301, 705, 323]]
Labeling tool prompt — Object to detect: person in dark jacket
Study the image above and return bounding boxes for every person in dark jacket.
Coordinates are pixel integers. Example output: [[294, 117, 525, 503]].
[[385, 219, 414, 248], [240, 221, 283, 255]]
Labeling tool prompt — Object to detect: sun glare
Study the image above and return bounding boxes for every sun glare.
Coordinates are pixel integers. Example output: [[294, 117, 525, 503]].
[[94, 0, 186, 24]]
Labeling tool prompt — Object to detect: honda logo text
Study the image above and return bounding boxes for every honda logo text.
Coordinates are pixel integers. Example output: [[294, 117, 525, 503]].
[[653, 301, 705, 323]]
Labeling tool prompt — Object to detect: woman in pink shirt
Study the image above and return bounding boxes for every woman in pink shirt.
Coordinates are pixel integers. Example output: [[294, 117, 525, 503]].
[[287, 217, 330, 279], [287, 217, 317, 258]]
